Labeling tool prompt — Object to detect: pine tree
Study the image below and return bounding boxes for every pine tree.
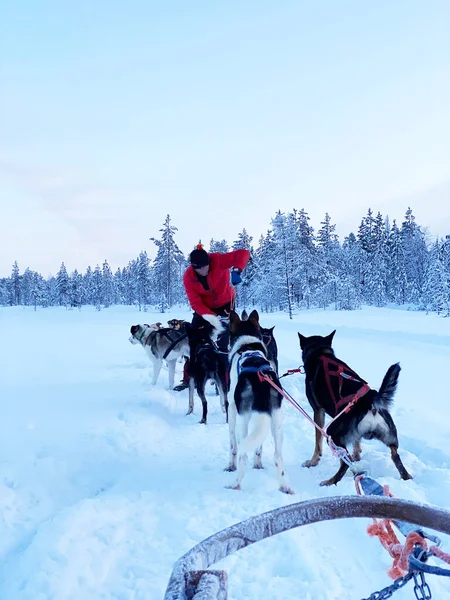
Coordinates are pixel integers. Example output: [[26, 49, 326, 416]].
[[401, 207, 427, 303], [30, 272, 45, 310], [69, 269, 83, 308], [365, 212, 388, 306], [45, 276, 58, 306], [422, 240, 449, 315], [386, 220, 407, 304], [83, 266, 94, 305], [251, 231, 278, 312], [338, 233, 362, 310], [122, 260, 138, 306], [92, 265, 103, 310], [0, 278, 8, 306], [10, 261, 21, 305], [150, 215, 185, 310], [136, 251, 151, 310], [56, 262, 69, 307], [271, 211, 295, 318], [114, 267, 125, 305], [101, 260, 115, 308], [292, 209, 317, 309], [316, 213, 340, 309], [209, 238, 229, 253], [20, 268, 34, 306], [232, 229, 255, 309]]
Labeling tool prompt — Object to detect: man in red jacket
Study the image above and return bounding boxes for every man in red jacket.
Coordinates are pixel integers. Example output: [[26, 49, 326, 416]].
[[174, 244, 250, 391]]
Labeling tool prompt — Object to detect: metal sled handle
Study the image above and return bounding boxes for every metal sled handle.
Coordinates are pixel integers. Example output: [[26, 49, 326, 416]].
[[163, 495, 450, 599]]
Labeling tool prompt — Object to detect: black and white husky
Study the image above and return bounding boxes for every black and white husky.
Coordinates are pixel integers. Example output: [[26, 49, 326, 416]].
[[226, 310, 293, 494], [129, 324, 189, 389], [185, 316, 228, 424]]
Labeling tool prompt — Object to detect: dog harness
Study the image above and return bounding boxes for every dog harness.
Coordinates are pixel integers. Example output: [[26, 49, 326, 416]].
[[161, 330, 188, 360], [237, 350, 274, 376], [319, 354, 371, 414]]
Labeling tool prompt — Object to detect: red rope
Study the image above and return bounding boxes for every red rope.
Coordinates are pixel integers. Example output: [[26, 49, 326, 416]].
[[430, 545, 450, 564], [359, 483, 427, 579]]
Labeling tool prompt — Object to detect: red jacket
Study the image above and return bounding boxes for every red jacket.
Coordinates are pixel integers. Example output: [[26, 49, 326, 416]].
[[183, 249, 250, 316]]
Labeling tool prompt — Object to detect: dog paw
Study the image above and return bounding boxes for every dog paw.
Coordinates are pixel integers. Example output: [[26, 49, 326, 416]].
[[253, 464, 264, 470], [199, 418, 207, 425], [225, 483, 241, 491], [319, 478, 338, 487], [185, 408, 193, 416], [302, 458, 320, 468], [279, 485, 295, 495], [224, 465, 236, 472]]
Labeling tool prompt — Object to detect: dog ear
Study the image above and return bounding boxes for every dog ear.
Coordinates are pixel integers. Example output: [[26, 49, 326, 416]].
[[247, 309, 260, 330], [248, 309, 259, 322], [298, 332, 307, 348], [326, 330, 336, 345], [229, 310, 240, 332]]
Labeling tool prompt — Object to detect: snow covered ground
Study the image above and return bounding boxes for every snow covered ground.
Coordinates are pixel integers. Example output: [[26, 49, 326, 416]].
[[1, 305, 449, 599]]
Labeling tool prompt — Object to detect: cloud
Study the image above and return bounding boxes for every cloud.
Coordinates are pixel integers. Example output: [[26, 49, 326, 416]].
[[0, 160, 138, 233]]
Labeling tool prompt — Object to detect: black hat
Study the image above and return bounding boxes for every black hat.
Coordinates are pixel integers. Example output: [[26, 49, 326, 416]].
[[190, 244, 209, 268]]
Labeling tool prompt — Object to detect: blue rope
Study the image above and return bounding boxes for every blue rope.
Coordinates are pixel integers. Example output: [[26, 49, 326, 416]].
[[409, 554, 450, 578]]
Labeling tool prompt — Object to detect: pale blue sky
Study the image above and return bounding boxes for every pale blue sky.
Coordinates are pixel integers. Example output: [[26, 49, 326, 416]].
[[1, 0, 450, 276]]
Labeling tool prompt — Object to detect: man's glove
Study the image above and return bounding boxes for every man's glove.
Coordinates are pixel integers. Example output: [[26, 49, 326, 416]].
[[231, 268, 242, 285]]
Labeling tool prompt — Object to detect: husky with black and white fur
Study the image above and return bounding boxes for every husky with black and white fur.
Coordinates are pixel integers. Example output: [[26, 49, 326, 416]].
[[226, 309, 293, 494]]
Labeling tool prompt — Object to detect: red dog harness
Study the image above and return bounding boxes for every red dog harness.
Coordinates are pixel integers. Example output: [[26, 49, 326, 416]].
[[319, 355, 371, 415]]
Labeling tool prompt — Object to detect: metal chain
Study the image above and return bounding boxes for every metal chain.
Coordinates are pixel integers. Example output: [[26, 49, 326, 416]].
[[360, 570, 416, 600], [413, 571, 432, 600]]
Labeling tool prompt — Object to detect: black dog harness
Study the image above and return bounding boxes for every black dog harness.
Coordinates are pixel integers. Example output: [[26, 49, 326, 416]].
[[159, 329, 188, 360]]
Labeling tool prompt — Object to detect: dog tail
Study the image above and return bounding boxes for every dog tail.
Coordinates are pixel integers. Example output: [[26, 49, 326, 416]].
[[238, 413, 271, 456], [374, 363, 401, 409]]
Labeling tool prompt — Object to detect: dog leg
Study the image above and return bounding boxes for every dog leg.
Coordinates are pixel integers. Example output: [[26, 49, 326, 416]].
[[225, 402, 237, 471], [389, 445, 413, 480], [302, 408, 325, 468], [186, 378, 195, 416], [196, 385, 208, 425], [151, 358, 162, 386], [352, 439, 362, 462], [227, 413, 250, 490], [167, 360, 176, 389], [271, 408, 294, 494], [216, 379, 227, 414], [253, 445, 263, 469], [320, 458, 350, 487]]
